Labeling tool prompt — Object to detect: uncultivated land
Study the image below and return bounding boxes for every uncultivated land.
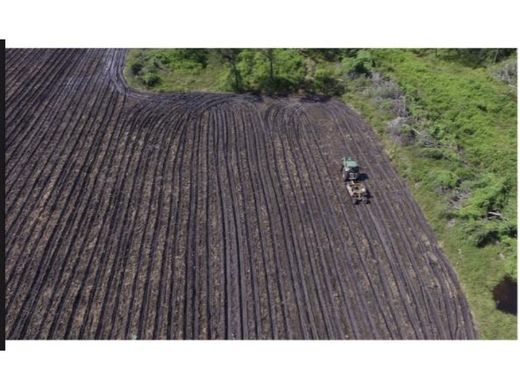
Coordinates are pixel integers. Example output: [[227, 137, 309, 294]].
[[5, 49, 477, 339]]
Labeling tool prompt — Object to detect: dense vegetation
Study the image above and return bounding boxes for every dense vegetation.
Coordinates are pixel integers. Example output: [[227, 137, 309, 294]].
[[125, 48, 517, 338], [342, 49, 517, 339], [124, 48, 345, 95]]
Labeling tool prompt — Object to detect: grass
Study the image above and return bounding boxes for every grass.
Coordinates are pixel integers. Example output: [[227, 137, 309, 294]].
[[385, 144, 516, 339], [343, 49, 517, 339], [124, 49, 227, 93]]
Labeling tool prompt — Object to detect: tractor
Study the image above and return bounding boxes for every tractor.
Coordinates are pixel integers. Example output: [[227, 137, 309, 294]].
[[341, 157, 369, 205]]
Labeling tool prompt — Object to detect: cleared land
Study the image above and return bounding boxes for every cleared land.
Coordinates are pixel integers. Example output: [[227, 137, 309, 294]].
[[6, 49, 476, 339]]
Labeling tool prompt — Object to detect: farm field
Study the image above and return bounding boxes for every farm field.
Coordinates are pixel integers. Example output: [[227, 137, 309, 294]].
[[5, 49, 477, 339]]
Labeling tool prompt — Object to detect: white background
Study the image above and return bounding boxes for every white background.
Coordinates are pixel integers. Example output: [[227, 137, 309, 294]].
[[1, 0, 519, 47], [1, 0, 519, 389]]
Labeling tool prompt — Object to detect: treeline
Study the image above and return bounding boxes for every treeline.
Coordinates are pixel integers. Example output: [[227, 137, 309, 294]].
[[127, 48, 516, 96], [431, 48, 516, 67], [127, 48, 382, 96], [130, 49, 515, 96]]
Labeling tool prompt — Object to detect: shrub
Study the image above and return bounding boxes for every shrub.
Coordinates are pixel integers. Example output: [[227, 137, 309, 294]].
[[135, 49, 210, 74], [464, 219, 502, 247], [143, 73, 161, 87], [235, 49, 306, 95], [218, 68, 241, 92], [130, 62, 143, 75], [313, 67, 344, 96], [419, 148, 443, 159], [426, 169, 459, 193], [274, 49, 307, 89], [458, 174, 511, 220], [174, 49, 209, 68], [342, 50, 375, 76]]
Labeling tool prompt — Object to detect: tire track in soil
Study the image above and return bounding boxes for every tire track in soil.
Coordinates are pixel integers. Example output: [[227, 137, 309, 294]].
[[239, 104, 288, 338], [280, 103, 372, 339], [6, 50, 108, 252], [7, 60, 121, 337], [337, 103, 476, 338], [298, 103, 422, 338]]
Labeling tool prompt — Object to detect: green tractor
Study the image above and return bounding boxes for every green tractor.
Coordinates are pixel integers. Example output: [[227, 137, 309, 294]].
[[341, 156, 369, 205], [342, 157, 360, 182]]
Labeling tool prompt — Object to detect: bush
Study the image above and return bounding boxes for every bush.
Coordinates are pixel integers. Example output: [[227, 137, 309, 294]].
[[274, 49, 307, 89], [458, 174, 511, 219], [235, 50, 266, 92], [313, 67, 344, 96], [464, 219, 502, 247], [130, 62, 143, 75], [426, 169, 459, 192], [173, 49, 209, 68], [235, 49, 307, 95], [143, 73, 161, 87], [440, 49, 516, 68], [133, 49, 210, 75], [342, 50, 375, 76], [218, 68, 241, 92], [419, 148, 449, 160], [300, 49, 345, 62], [462, 217, 515, 248]]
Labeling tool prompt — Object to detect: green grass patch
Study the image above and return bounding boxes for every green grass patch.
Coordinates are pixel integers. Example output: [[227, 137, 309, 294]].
[[124, 49, 227, 93], [343, 49, 517, 338], [396, 145, 515, 339]]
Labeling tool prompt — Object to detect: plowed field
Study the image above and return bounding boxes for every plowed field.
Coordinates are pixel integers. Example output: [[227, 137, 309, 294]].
[[5, 49, 477, 339]]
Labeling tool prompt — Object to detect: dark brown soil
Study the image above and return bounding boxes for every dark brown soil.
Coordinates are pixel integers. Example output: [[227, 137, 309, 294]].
[[5, 49, 477, 339]]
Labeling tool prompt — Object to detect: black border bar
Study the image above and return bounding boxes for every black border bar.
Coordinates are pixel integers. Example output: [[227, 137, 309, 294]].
[[1, 38, 6, 351]]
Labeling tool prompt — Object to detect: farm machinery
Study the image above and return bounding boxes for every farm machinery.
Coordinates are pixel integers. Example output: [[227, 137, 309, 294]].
[[341, 157, 369, 205]]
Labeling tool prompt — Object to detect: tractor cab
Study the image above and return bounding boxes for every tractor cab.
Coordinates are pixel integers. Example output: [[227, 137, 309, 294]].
[[342, 157, 360, 181], [341, 156, 369, 204]]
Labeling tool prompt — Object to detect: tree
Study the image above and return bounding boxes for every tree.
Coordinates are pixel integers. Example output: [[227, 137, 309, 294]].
[[449, 49, 515, 67], [342, 50, 375, 76], [262, 49, 275, 82], [216, 49, 243, 90], [313, 66, 344, 96]]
